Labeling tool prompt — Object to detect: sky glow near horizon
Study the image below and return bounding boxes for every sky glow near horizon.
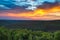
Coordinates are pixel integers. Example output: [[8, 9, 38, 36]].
[[0, 0, 60, 20]]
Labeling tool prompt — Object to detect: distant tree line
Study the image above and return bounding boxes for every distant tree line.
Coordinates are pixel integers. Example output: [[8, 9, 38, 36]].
[[0, 27, 60, 40]]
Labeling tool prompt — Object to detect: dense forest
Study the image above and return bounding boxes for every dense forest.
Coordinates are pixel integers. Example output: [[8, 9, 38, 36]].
[[0, 20, 60, 40], [0, 20, 60, 31], [0, 27, 60, 40]]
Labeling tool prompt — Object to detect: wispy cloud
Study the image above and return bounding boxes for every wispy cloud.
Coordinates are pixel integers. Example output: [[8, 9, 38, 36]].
[[0, 5, 10, 9]]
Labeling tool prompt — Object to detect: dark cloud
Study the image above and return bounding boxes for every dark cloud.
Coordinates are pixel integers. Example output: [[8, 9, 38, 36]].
[[38, 1, 60, 9]]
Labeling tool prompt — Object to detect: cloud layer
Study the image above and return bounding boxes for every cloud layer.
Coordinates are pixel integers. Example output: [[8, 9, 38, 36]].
[[0, 0, 57, 10], [0, 0, 60, 20]]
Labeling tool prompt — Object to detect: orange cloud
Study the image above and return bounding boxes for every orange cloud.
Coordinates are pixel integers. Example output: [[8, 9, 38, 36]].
[[0, 6, 60, 20]]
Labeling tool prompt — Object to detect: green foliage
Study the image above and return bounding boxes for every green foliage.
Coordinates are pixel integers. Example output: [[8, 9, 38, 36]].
[[54, 31, 60, 40], [0, 27, 60, 40], [28, 34, 32, 40]]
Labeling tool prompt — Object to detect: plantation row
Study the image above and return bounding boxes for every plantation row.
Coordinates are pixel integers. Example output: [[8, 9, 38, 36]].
[[0, 27, 60, 40]]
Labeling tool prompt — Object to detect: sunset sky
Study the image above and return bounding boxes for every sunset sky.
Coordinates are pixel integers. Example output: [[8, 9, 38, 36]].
[[0, 0, 60, 20]]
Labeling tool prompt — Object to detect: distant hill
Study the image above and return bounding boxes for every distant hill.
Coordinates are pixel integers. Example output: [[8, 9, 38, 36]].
[[0, 20, 60, 31]]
